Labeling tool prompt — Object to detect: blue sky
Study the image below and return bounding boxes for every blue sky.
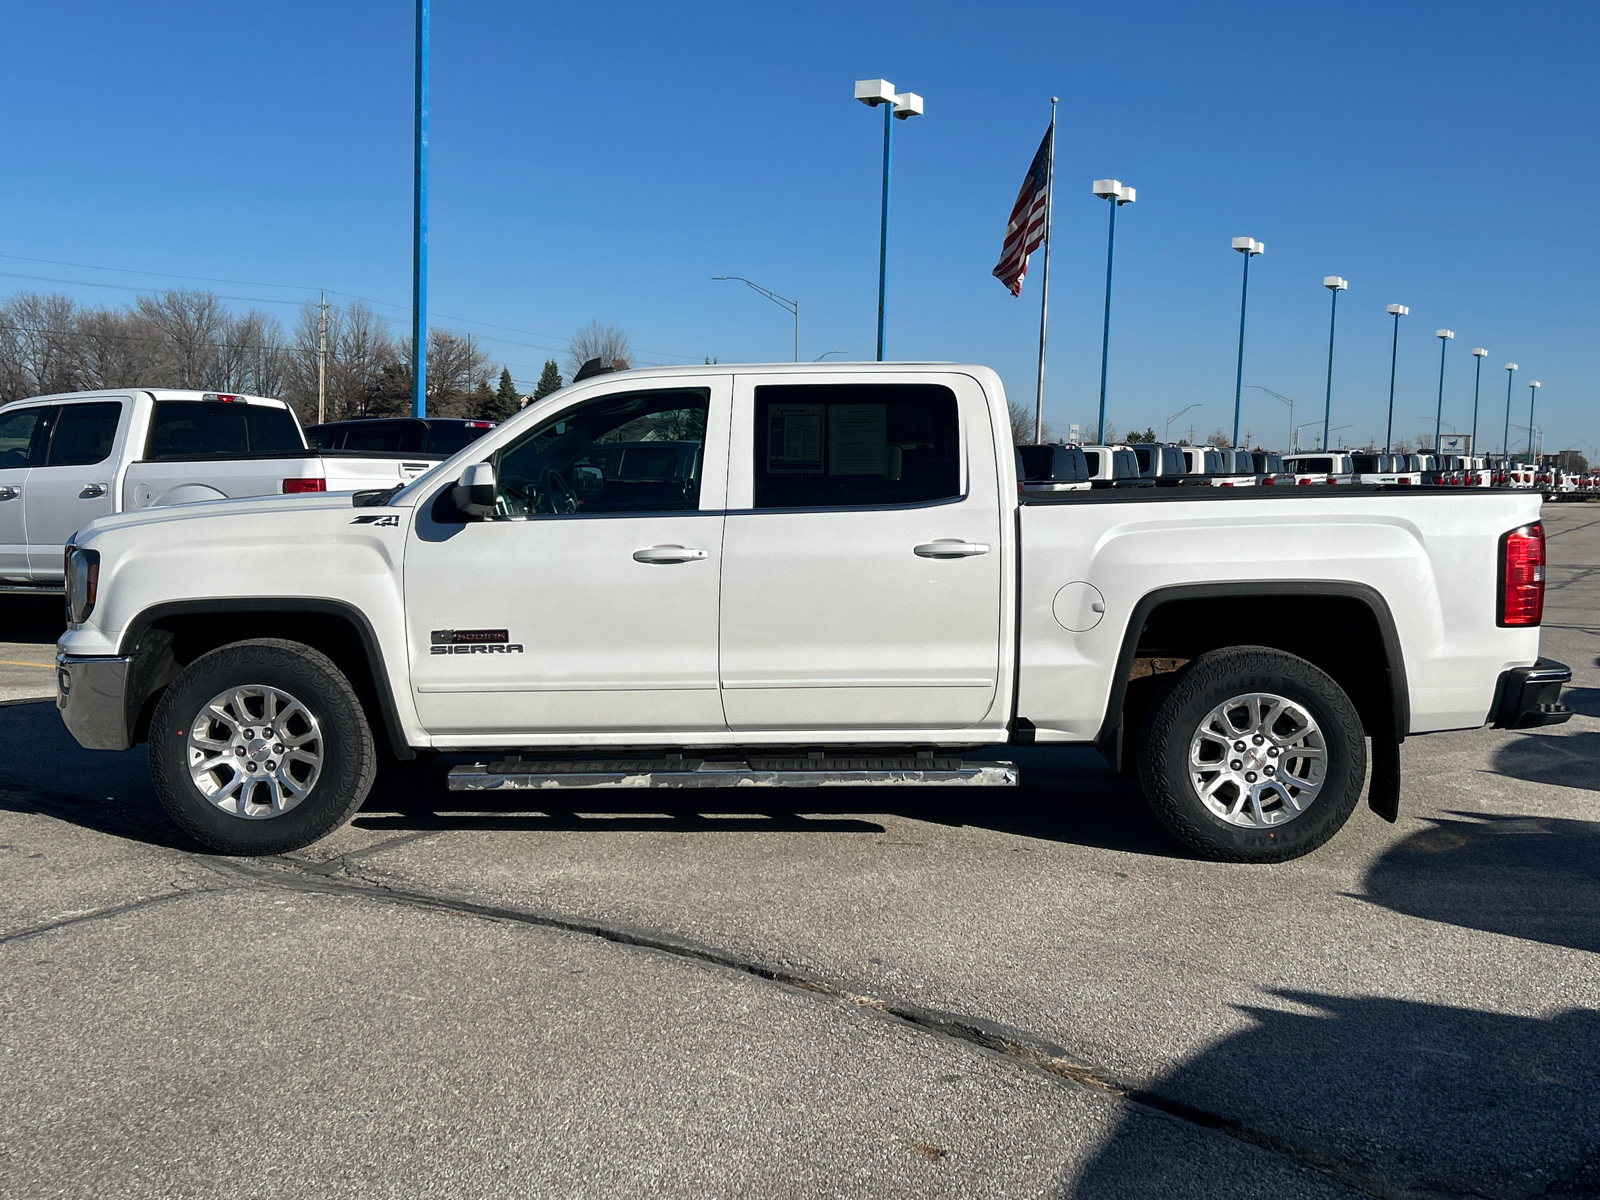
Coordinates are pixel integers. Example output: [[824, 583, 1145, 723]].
[[2, 0, 1594, 454]]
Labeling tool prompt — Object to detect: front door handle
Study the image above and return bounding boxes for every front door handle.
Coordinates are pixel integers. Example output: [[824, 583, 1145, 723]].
[[0, 486, 18, 501], [79, 483, 108, 499], [914, 539, 990, 558], [633, 545, 708, 564]]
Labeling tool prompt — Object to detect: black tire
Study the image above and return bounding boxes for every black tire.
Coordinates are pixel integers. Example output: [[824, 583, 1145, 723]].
[[1136, 646, 1366, 863], [149, 639, 377, 855]]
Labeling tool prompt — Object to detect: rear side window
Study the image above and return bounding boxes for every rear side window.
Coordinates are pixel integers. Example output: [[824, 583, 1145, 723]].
[[423, 421, 492, 455], [1287, 457, 1334, 473], [0, 406, 48, 469], [145, 401, 303, 459], [752, 384, 960, 509], [304, 425, 340, 449], [341, 422, 419, 453], [1019, 445, 1085, 482], [47, 402, 122, 467]]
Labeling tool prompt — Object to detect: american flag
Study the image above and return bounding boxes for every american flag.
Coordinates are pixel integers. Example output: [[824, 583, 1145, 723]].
[[992, 125, 1053, 296]]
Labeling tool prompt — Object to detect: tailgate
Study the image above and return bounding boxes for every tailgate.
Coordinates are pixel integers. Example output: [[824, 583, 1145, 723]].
[[124, 454, 326, 508]]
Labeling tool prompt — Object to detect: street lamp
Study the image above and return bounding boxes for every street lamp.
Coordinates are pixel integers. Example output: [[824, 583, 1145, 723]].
[[1470, 348, 1488, 454], [1244, 384, 1293, 452], [1527, 381, 1541, 461], [1321, 277, 1347, 453], [1294, 420, 1324, 451], [1433, 329, 1454, 453], [1328, 423, 1352, 449], [1165, 403, 1201, 442], [1502, 362, 1517, 464], [713, 276, 798, 361], [1231, 237, 1264, 446], [1093, 180, 1135, 443], [1383, 304, 1408, 451], [854, 79, 923, 362], [813, 350, 847, 361]]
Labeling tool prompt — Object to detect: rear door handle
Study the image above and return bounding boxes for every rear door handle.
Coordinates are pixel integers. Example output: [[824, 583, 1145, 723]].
[[0, 486, 18, 501], [633, 545, 708, 564], [79, 483, 107, 499], [914, 539, 990, 558]]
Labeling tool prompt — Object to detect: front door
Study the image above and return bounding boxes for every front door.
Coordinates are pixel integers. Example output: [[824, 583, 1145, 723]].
[[404, 378, 731, 741], [0, 404, 48, 580], [25, 400, 124, 576], [718, 372, 1005, 732]]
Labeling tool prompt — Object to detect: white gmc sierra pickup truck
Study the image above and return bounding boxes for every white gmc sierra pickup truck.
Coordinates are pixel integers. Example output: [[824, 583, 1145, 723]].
[[0, 388, 439, 591], [53, 363, 1572, 863]]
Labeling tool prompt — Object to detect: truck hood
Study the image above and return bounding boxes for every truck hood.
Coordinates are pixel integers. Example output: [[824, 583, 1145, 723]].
[[77, 490, 366, 541]]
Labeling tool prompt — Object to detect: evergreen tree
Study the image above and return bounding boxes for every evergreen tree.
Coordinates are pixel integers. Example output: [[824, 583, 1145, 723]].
[[480, 367, 520, 421], [533, 359, 563, 401]]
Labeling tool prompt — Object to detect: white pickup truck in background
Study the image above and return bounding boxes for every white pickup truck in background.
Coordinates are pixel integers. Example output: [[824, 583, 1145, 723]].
[[53, 363, 1572, 864], [0, 389, 439, 590]]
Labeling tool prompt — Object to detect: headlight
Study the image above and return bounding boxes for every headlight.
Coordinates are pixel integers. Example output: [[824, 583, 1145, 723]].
[[66, 548, 100, 625]]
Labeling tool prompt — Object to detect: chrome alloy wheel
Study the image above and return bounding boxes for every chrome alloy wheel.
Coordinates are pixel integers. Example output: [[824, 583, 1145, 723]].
[[186, 685, 324, 819], [1188, 692, 1325, 828]]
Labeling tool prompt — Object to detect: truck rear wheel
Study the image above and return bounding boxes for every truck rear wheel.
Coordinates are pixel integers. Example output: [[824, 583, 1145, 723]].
[[1136, 646, 1366, 862], [149, 639, 376, 855]]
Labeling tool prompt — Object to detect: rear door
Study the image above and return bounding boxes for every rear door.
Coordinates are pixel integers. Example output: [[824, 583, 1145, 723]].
[[0, 404, 49, 579], [25, 400, 125, 574], [718, 371, 1004, 732]]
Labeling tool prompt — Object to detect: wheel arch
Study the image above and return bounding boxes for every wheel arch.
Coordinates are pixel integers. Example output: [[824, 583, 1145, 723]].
[[117, 599, 413, 760], [1097, 581, 1408, 765]]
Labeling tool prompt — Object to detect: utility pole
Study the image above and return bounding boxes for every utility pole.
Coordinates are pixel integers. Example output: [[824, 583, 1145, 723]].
[[317, 291, 329, 425]]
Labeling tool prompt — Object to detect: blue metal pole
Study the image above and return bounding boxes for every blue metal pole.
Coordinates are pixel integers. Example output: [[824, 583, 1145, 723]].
[[1470, 354, 1483, 454], [1232, 253, 1250, 446], [1384, 313, 1400, 453], [1096, 198, 1117, 444], [1322, 287, 1339, 452], [411, 0, 429, 419], [1433, 336, 1448, 454], [1502, 367, 1515, 464], [875, 100, 894, 362], [1527, 385, 1537, 459]]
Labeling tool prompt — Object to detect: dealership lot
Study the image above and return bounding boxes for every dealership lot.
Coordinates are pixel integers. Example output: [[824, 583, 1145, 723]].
[[2, 505, 1597, 1198]]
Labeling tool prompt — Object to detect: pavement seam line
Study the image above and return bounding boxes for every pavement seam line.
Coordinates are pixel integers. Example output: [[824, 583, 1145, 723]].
[[203, 853, 1450, 1200], [0, 887, 215, 946]]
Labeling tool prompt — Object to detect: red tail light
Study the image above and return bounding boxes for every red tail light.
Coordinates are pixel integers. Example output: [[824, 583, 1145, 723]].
[[1398, 476, 1413, 485], [1498, 523, 1546, 627], [282, 478, 327, 494]]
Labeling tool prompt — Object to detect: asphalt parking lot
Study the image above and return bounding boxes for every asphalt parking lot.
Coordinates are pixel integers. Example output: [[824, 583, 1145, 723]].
[[3, 504, 1598, 1199]]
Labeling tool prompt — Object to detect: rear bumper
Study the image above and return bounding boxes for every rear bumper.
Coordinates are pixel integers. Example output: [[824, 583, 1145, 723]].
[[1490, 658, 1573, 729], [56, 653, 132, 751]]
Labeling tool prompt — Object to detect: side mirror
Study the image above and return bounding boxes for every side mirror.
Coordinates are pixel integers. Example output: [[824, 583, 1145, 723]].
[[452, 461, 497, 518]]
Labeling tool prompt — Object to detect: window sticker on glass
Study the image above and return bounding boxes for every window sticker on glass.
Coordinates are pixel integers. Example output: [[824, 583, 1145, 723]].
[[827, 404, 887, 476], [766, 404, 823, 473]]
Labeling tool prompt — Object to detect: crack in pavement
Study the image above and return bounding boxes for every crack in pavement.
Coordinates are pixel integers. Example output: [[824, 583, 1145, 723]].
[[195, 850, 1498, 1200], [0, 888, 212, 946]]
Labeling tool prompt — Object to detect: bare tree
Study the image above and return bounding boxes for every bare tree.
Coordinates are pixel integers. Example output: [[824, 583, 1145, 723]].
[[74, 308, 155, 390], [1005, 399, 1058, 446], [0, 293, 81, 399], [565, 320, 632, 381], [135, 289, 229, 388], [283, 300, 399, 424]]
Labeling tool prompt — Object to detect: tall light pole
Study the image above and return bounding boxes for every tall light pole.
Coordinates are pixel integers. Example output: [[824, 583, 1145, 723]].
[[1165, 403, 1201, 442], [1383, 304, 1408, 451], [1230, 237, 1264, 446], [1093, 180, 1135, 443], [1245, 384, 1293, 452], [1321, 277, 1347, 453], [1502, 362, 1518, 464], [1469, 347, 1487, 455], [1527, 381, 1541, 461], [854, 79, 923, 362], [1433, 328, 1454, 453], [713, 277, 798, 361], [411, 0, 429, 419]]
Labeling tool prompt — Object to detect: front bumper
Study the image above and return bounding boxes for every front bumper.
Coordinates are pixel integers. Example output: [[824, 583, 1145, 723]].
[[56, 653, 132, 751], [1490, 658, 1573, 729]]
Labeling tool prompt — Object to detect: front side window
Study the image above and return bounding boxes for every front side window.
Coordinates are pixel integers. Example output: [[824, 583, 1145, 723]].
[[145, 401, 303, 459], [491, 388, 709, 517], [0, 406, 46, 469], [752, 384, 960, 510], [47, 402, 122, 467]]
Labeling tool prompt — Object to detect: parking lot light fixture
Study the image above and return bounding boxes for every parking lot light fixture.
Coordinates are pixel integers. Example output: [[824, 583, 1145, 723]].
[[1093, 181, 1135, 443], [1527, 381, 1541, 460], [1502, 362, 1518, 464], [1470, 348, 1488, 453], [1433, 329, 1454, 454], [1165, 402, 1201, 442], [855, 78, 923, 361], [1383, 304, 1408, 452], [1231, 238, 1264, 446], [713, 276, 799, 361], [1321, 277, 1347, 453]]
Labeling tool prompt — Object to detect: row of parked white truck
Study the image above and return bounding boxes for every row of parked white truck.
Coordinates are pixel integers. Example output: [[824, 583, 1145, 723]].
[[1019, 441, 1589, 497]]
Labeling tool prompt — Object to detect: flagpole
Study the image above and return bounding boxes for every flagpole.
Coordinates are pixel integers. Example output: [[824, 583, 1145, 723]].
[[1034, 98, 1057, 445]]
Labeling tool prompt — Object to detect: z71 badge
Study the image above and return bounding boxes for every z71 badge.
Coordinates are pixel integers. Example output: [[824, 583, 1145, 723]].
[[351, 514, 401, 526], [430, 629, 525, 655]]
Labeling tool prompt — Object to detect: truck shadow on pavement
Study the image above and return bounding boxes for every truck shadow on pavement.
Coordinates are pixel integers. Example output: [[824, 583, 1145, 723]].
[[1351, 810, 1600, 955], [1490, 727, 1600, 791], [1069, 991, 1600, 1199]]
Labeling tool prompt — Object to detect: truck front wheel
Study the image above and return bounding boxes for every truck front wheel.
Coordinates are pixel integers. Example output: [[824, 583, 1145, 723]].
[[149, 639, 377, 855], [1136, 646, 1366, 863]]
